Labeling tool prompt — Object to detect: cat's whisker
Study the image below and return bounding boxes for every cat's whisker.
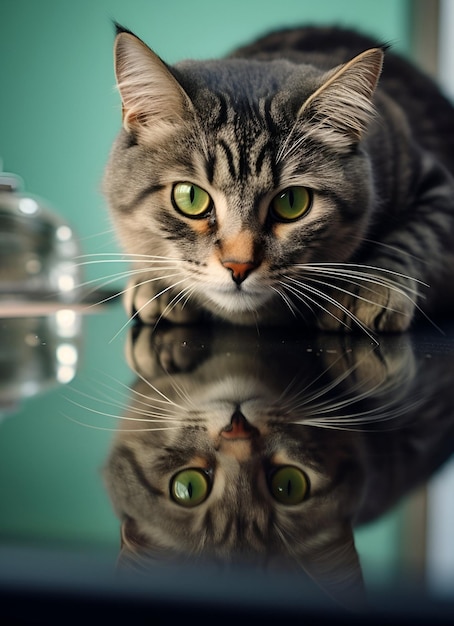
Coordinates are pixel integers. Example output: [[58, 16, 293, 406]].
[[75, 265, 179, 299], [281, 277, 379, 343], [294, 275, 409, 316], [282, 280, 360, 333], [347, 236, 428, 265], [108, 277, 190, 342], [75, 252, 183, 262], [297, 263, 445, 335], [180, 284, 199, 311], [152, 283, 198, 329], [269, 285, 301, 318], [301, 266, 418, 294], [66, 257, 185, 314], [298, 262, 429, 288], [79, 227, 117, 241], [87, 269, 184, 309], [301, 268, 420, 300]]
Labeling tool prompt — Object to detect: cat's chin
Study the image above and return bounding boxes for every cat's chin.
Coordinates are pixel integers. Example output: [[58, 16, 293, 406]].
[[203, 287, 271, 314]]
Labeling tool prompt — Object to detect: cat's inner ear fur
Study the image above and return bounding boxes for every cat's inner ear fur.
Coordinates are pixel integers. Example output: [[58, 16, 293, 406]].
[[298, 48, 384, 148], [114, 31, 194, 137]]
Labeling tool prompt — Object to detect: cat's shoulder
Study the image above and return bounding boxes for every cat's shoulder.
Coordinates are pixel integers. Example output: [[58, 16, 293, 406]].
[[230, 25, 386, 64]]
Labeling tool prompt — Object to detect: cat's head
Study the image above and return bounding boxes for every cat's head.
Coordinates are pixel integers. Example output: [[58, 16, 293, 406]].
[[103, 326, 417, 608], [103, 27, 383, 323]]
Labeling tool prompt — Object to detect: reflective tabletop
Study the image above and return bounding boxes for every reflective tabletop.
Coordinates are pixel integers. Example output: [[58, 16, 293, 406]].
[[1, 301, 454, 623]]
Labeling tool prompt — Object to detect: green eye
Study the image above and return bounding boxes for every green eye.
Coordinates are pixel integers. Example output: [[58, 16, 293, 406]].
[[172, 182, 212, 217], [269, 466, 308, 505], [170, 469, 210, 507], [271, 186, 312, 221]]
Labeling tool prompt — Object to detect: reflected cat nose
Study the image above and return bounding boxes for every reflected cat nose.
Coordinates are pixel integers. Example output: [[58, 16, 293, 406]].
[[221, 410, 258, 440], [222, 260, 257, 285]]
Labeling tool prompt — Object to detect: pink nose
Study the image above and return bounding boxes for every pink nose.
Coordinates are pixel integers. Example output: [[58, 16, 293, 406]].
[[222, 260, 257, 285], [221, 411, 258, 440]]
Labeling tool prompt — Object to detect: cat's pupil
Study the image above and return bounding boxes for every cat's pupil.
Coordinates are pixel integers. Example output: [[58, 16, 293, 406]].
[[190, 185, 195, 204]]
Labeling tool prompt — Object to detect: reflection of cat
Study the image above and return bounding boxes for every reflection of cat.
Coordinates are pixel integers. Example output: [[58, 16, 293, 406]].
[[103, 326, 454, 607], [103, 25, 454, 332]]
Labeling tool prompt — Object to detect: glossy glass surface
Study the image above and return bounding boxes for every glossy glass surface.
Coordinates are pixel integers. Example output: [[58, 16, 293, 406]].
[[1, 303, 453, 620]]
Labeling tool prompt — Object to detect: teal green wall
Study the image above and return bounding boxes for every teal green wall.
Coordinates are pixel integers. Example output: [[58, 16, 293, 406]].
[[1, 0, 412, 275], [0, 0, 412, 579]]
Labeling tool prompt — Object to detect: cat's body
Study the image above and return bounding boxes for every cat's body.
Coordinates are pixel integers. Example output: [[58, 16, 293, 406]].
[[104, 25, 454, 332]]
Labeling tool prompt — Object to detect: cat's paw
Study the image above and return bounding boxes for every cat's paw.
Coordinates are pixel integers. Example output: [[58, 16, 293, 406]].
[[123, 276, 202, 325], [317, 282, 416, 333], [126, 325, 210, 375]]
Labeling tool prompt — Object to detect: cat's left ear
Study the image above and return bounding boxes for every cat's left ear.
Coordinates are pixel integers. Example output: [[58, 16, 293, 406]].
[[298, 48, 384, 149], [113, 30, 195, 139]]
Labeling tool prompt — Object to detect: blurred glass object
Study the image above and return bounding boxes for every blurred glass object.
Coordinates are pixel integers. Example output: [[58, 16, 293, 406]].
[[0, 313, 82, 419], [0, 168, 82, 302]]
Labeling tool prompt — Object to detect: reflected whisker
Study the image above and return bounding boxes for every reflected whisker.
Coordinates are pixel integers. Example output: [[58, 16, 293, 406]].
[[63, 413, 183, 432], [293, 397, 423, 431], [63, 396, 185, 424], [275, 347, 359, 413], [65, 387, 182, 420], [71, 371, 186, 415], [132, 367, 189, 412]]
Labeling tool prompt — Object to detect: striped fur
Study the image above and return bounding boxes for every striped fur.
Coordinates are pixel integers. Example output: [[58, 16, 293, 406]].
[[103, 25, 454, 333]]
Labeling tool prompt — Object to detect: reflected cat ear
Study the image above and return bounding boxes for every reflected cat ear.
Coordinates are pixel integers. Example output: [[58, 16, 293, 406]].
[[114, 31, 194, 137], [298, 48, 384, 149], [120, 516, 147, 551], [297, 523, 366, 611]]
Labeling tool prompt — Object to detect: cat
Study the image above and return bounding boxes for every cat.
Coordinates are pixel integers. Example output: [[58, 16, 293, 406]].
[[102, 324, 454, 609], [103, 24, 454, 333]]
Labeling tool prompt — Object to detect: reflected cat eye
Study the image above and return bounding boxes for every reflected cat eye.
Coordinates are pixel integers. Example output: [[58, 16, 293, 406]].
[[170, 468, 211, 507], [172, 182, 213, 218], [270, 186, 312, 222], [269, 466, 308, 505]]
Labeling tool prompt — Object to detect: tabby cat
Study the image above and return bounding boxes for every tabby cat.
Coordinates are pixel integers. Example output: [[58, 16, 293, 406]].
[[103, 24, 454, 333], [103, 325, 454, 608]]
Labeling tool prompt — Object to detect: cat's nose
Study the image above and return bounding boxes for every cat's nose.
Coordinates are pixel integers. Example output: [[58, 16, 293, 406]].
[[222, 260, 257, 285], [221, 410, 258, 440]]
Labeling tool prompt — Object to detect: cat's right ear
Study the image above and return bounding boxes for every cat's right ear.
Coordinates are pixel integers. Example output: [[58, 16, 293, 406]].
[[113, 31, 194, 138]]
